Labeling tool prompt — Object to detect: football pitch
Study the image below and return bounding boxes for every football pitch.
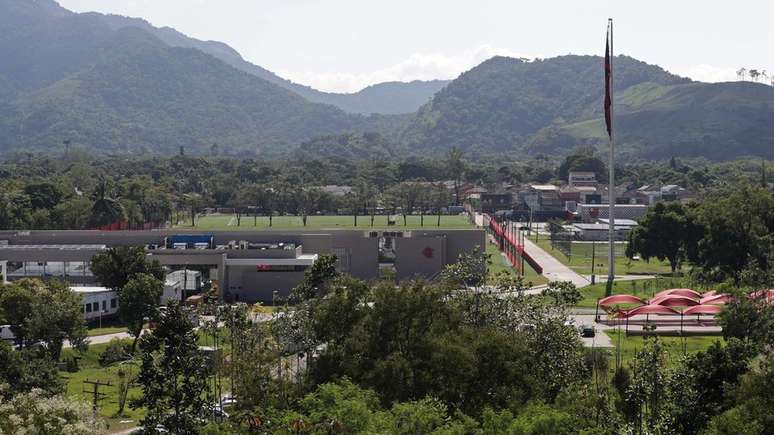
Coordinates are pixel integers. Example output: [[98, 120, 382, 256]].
[[179, 214, 475, 230]]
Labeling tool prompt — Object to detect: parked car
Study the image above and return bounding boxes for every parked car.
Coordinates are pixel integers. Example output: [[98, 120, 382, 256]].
[[579, 324, 596, 337]]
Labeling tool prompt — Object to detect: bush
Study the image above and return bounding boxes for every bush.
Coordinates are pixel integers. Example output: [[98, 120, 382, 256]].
[[98, 339, 133, 366]]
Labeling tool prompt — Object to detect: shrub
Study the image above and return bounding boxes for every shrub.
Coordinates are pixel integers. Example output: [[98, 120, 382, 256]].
[[98, 339, 133, 366]]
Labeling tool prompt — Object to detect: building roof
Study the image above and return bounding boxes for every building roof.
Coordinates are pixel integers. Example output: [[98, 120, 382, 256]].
[[70, 286, 114, 294], [530, 184, 558, 191], [573, 223, 634, 231], [0, 244, 106, 250], [597, 218, 638, 226]]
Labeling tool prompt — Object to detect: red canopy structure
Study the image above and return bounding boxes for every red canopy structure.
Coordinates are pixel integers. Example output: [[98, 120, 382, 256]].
[[750, 289, 774, 303], [599, 294, 646, 307], [655, 288, 702, 299], [617, 304, 680, 318], [683, 305, 723, 316], [651, 295, 700, 307], [700, 294, 731, 305], [702, 290, 717, 298]]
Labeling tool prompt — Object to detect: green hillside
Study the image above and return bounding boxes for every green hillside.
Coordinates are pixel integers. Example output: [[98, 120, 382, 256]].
[[401, 55, 774, 159], [0, 1, 404, 155]]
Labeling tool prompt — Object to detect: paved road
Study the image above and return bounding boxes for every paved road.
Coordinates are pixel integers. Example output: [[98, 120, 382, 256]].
[[64, 330, 145, 348]]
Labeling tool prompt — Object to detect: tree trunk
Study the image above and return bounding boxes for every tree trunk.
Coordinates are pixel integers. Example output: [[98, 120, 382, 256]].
[[191, 208, 196, 227], [437, 212, 441, 226], [269, 214, 273, 227], [403, 214, 407, 226], [354, 214, 357, 226], [421, 212, 424, 227]]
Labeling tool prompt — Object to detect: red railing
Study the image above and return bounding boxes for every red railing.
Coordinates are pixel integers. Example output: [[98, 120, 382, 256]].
[[486, 215, 543, 274]]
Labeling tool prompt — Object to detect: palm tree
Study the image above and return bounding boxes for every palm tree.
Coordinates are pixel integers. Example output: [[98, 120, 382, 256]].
[[749, 69, 760, 82], [90, 178, 125, 228], [445, 147, 466, 205], [737, 67, 747, 81]]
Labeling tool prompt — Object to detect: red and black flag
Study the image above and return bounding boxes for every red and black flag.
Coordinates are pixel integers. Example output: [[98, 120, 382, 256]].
[[604, 19, 613, 140]]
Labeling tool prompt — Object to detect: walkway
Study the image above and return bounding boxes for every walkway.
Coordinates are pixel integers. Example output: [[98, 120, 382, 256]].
[[521, 236, 588, 287]]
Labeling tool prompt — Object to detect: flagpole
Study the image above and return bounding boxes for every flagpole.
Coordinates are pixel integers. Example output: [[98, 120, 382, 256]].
[[606, 18, 616, 295]]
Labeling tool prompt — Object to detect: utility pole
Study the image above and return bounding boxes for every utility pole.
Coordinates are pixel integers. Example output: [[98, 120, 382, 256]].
[[591, 240, 597, 285], [83, 379, 111, 414]]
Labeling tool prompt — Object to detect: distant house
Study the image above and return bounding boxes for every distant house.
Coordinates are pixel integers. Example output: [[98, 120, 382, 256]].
[[319, 185, 353, 197], [465, 186, 488, 201], [480, 193, 512, 213], [568, 171, 598, 188]]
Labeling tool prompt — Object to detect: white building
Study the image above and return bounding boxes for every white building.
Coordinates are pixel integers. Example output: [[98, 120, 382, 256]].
[[72, 286, 119, 321]]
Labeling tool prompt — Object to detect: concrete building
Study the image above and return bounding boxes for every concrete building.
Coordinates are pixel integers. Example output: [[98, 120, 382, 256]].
[[0, 229, 484, 303]]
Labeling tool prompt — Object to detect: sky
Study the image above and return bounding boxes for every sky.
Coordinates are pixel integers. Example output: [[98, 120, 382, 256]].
[[58, 0, 774, 93]]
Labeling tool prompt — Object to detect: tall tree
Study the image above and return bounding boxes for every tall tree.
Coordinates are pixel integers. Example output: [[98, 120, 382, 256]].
[[133, 302, 210, 433], [0, 279, 86, 360], [120, 273, 164, 352], [89, 178, 125, 228], [91, 246, 165, 291], [626, 202, 701, 273]]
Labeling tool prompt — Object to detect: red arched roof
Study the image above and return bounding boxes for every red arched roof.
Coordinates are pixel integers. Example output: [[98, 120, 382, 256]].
[[700, 294, 731, 305], [655, 288, 702, 299], [599, 294, 646, 307], [617, 304, 681, 318], [683, 305, 723, 316], [651, 295, 700, 307]]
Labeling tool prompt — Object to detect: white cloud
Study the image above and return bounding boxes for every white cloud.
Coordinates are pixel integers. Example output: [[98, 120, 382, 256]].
[[668, 64, 739, 83], [276, 45, 535, 93]]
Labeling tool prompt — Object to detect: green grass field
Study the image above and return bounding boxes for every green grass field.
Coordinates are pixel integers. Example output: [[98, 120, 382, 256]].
[[181, 214, 474, 230], [486, 242, 548, 287], [61, 341, 145, 433], [607, 329, 723, 368], [528, 234, 674, 276]]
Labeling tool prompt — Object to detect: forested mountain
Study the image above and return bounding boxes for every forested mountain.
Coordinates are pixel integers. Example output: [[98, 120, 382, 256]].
[[0, 0, 405, 155], [2, 0, 773, 160], [60, 4, 448, 114], [400, 55, 774, 159]]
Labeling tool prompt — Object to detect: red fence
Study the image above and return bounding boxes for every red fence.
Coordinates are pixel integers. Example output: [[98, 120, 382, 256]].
[[486, 215, 543, 274], [94, 221, 165, 231]]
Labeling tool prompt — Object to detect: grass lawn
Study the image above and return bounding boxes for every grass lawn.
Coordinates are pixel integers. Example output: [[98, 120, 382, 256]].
[[181, 214, 475, 230], [61, 341, 145, 433], [576, 277, 690, 308], [87, 326, 127, 337], [606, 329, 723, 368], [528, 234, 674, 276], [486, 241, 548, 287]]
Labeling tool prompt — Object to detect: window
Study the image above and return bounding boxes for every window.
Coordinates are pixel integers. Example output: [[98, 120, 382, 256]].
[[85, 304, 92, 313], [102, 300, 106, 312], [110, 299, 117, 309], [92, 302, 99, 312], [81, 305, 86, 313]]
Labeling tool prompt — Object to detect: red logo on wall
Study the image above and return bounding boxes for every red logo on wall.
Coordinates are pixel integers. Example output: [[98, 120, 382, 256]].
[[422, 247, 434, 258]]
